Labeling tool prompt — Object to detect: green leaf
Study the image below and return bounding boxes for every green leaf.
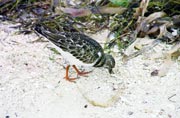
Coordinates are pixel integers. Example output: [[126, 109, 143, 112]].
[[109, 0, 129, 7]]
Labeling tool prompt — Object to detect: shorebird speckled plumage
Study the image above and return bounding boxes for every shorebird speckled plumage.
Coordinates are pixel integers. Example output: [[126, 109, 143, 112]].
[[34, 24, 115, 82]]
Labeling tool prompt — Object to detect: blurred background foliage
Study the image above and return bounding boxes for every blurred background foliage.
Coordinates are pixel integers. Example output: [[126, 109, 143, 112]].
[[0, 0, 179, 51]]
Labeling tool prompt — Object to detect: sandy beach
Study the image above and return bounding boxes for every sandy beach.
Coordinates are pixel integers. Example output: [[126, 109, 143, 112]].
[[0, 22, 180, 118]]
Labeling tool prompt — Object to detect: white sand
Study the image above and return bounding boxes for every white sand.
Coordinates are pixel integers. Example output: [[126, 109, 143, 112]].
[[0, 22, 180, 118]]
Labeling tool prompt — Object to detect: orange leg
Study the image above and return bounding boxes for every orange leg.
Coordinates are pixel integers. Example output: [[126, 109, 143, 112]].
[[72, 65, 91, 76], [65, 65, 76, 82]]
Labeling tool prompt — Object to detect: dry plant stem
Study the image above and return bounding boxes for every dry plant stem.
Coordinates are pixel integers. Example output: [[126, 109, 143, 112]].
[[141, 0, 150, 17], [158, 41, 180, 76], [136, 12, 166, 33], [59, 7, 126, 17], [134, 0, 149, 18], [123, 39, 161, 62]]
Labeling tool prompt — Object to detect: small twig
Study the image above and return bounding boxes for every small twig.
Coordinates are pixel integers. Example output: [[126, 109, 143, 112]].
[[123, 38, 161, 62], [168, 94, 176, 102], [29, 37, 48, 43], [0, 33, 9, 46]]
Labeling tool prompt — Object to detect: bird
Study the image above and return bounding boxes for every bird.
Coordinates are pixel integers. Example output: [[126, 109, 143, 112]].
[[34, 24, 115, 82]]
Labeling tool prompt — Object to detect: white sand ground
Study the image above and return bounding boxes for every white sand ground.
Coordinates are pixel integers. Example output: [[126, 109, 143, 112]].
[[0, 22, 180, 118]]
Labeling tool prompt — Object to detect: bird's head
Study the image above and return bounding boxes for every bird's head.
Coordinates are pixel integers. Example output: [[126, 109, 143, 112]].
[[103, 54, 115, 74]]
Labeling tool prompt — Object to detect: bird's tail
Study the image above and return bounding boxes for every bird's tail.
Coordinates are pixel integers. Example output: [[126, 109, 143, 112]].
[[34, 24, 65, 43], [34, 24, 45, 35], [34, 24, 54, 38]]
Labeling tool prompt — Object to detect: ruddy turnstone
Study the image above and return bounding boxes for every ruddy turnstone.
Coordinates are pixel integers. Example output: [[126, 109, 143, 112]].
[[34, 24, 115, 82]]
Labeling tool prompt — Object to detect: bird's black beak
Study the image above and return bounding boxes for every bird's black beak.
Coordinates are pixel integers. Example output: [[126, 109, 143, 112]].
[[108, 68, 114, 74]]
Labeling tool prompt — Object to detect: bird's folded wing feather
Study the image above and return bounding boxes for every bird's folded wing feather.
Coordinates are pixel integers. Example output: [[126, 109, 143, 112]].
[[35, 25, 104, 64]]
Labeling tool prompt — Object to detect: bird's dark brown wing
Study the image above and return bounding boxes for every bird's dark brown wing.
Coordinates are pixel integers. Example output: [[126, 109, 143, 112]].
[[34, 24, 104, 64]]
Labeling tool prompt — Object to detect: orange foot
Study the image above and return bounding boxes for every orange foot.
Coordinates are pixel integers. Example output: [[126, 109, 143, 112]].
[[65, 76, 76, 82], [64, 65, 92, 82], [72, 65, 91, 77]]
